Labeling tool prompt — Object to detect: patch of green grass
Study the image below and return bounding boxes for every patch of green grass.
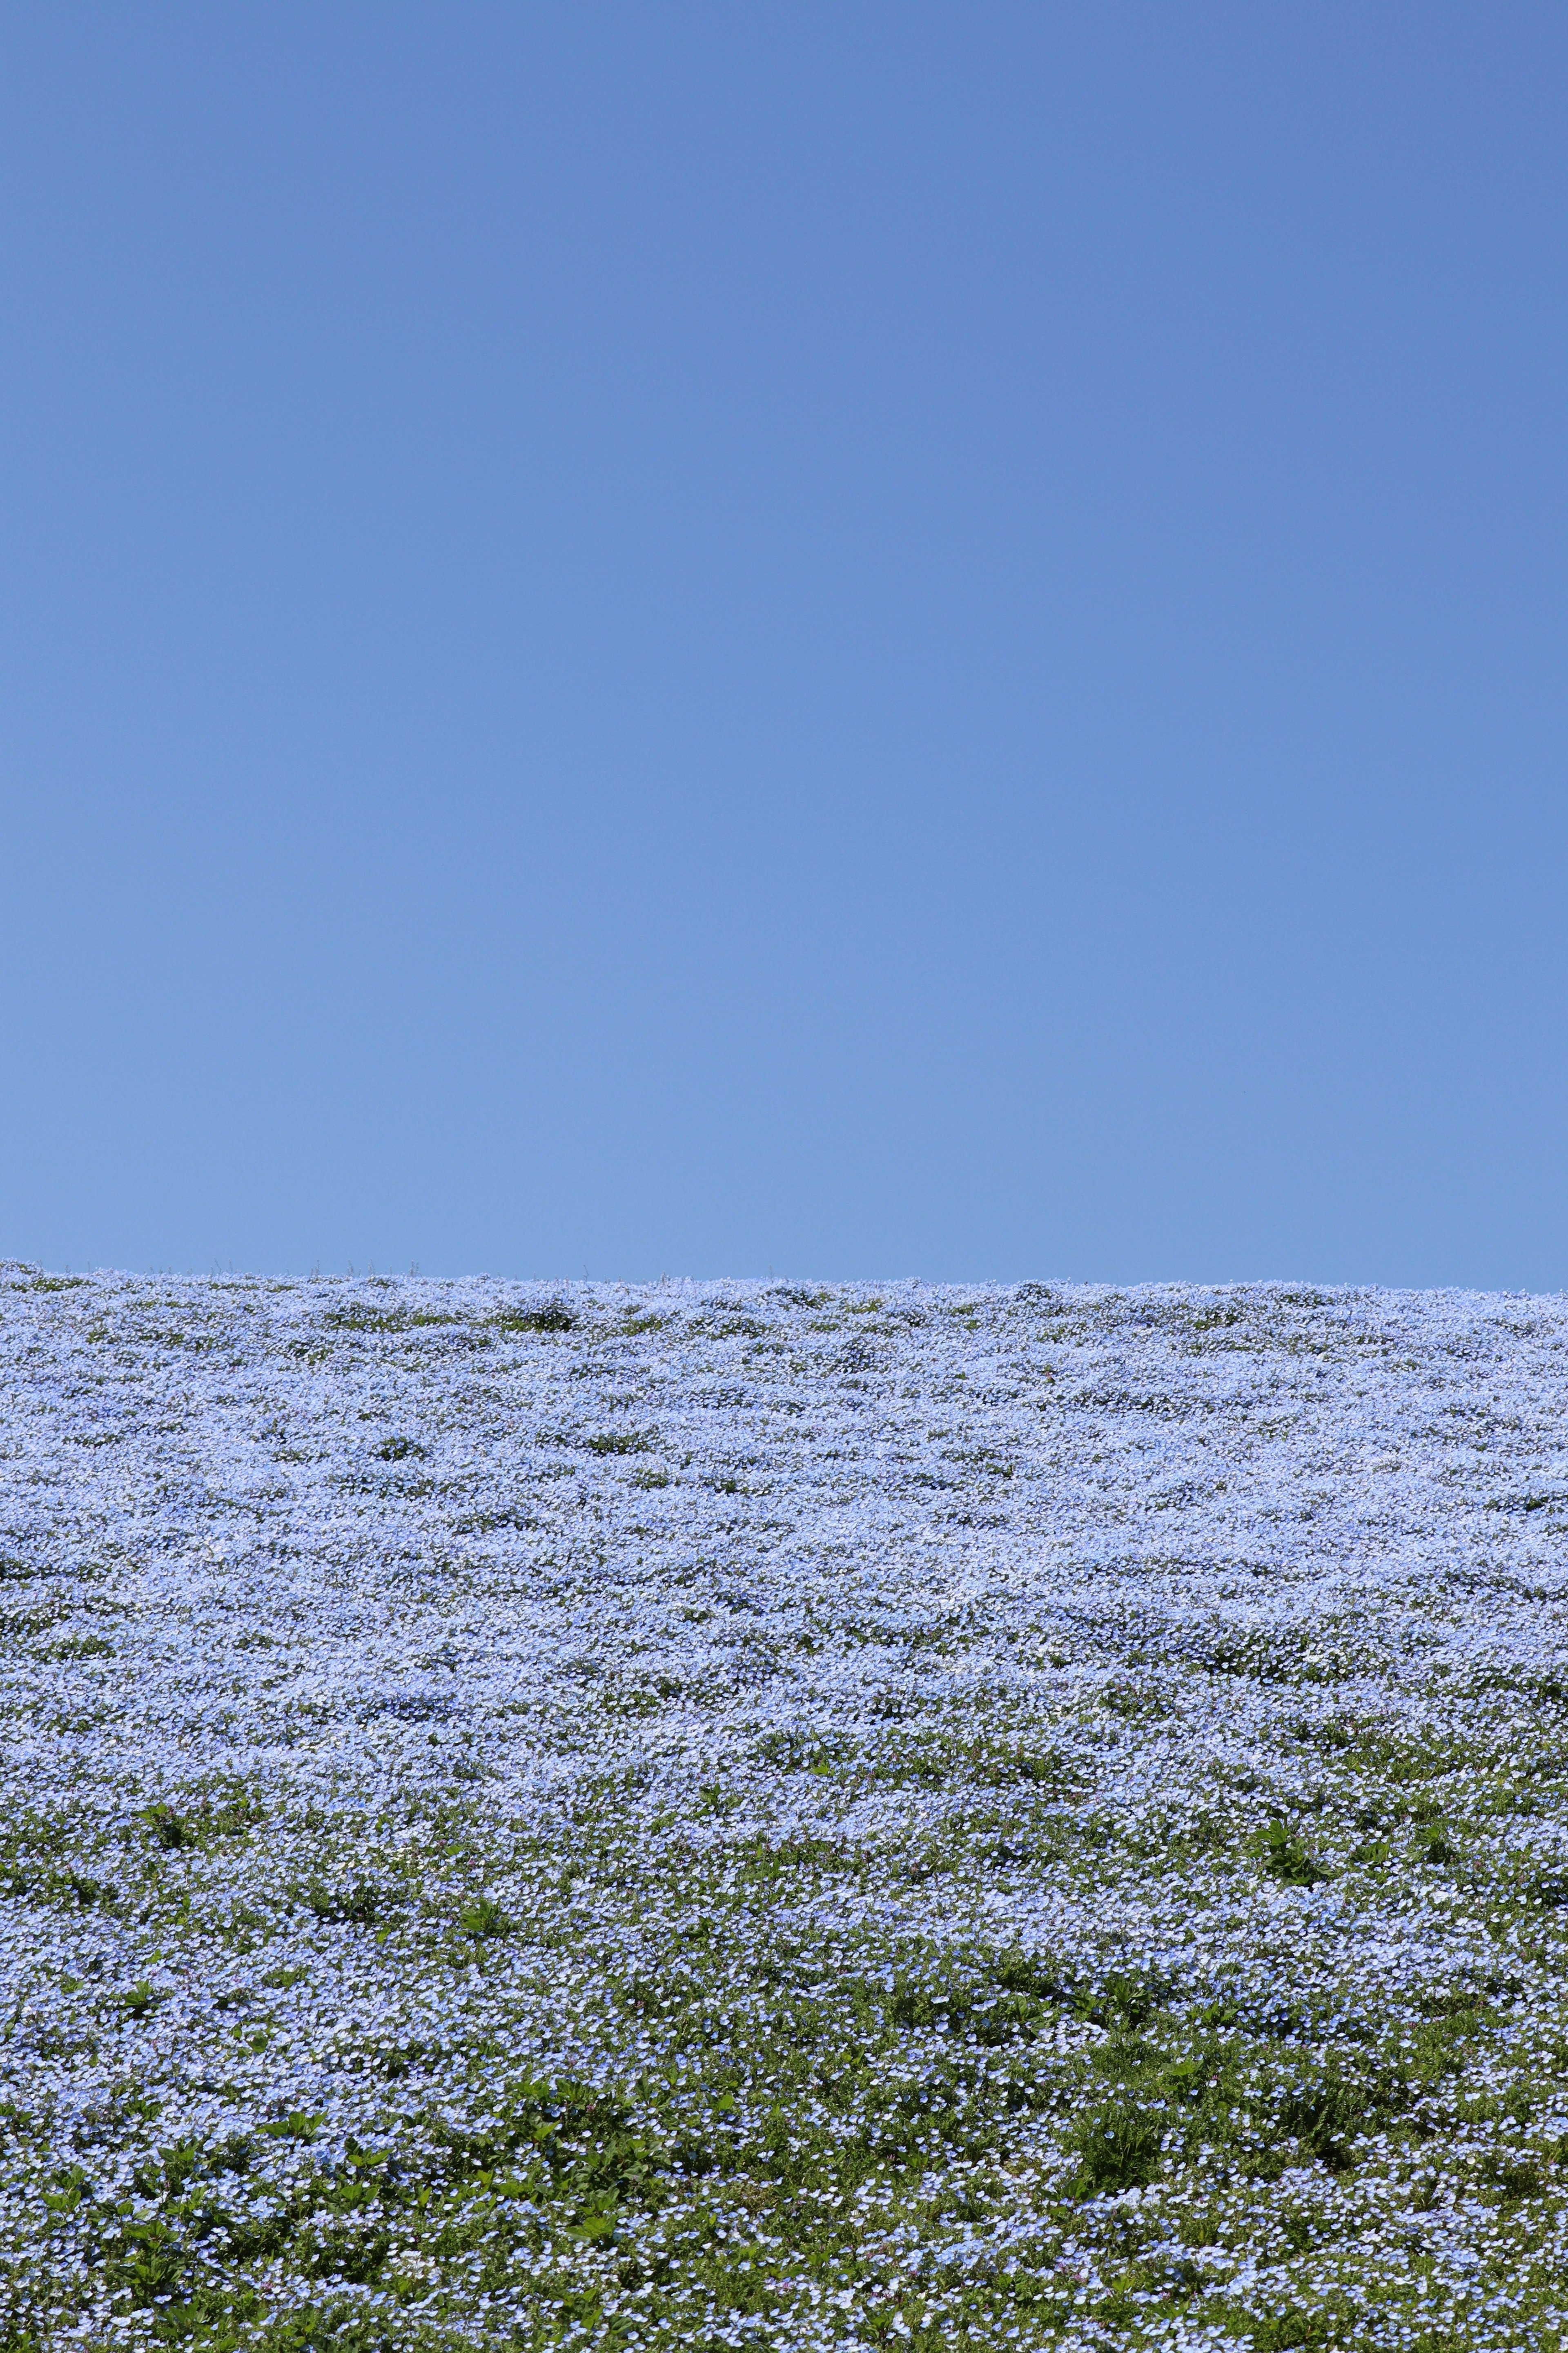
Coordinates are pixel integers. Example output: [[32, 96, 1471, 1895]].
[[325, 1306, 460, 1335], [492, 1302, 575, 1334], [136, 1784, 265, 1854], [457, 1895, 512, 1940], [299, 1878, 385, 1927], [1251, 1817, 1334, 1886]]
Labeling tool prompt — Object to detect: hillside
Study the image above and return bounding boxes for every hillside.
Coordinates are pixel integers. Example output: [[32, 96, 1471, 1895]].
[[2, 1269, 1566, 2350]]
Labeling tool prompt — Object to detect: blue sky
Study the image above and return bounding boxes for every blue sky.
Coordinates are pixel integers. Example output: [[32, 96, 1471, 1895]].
[[3, 5, 1565, 1286]]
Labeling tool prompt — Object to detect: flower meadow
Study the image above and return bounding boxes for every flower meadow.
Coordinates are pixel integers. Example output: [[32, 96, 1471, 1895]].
[[2, 1270, 1568, 2353]]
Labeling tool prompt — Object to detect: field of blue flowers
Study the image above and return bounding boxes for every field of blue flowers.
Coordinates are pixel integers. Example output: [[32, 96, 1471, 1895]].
[[2, 1268, 1566, 2350]]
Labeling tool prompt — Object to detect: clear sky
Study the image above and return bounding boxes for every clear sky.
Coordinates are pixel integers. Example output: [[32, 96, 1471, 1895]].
[[3, 6, 1565, 1288]]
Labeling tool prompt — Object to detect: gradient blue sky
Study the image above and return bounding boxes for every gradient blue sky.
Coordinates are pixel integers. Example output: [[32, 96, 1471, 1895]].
[[3, 5, 1566, 1286]]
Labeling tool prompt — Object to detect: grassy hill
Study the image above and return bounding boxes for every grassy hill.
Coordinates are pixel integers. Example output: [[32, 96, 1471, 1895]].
[[2, 1268, 1565, 2350]]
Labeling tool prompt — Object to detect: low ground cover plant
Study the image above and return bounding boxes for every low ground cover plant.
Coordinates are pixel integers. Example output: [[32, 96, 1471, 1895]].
[[0, 1268, 1566, 2349]]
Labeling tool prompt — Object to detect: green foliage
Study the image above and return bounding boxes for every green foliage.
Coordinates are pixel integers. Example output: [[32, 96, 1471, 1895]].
[[457, 1894, 512, 1940], [301, 1878, 384, 1926], [1252, 1817, 1333, 1886], [492, 1302, 575, 1334], [1069, 2097, 1164, 2195]]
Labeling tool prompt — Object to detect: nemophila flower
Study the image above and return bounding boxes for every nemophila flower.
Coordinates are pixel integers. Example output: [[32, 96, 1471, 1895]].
[[0, 1270, 1566, 2343]]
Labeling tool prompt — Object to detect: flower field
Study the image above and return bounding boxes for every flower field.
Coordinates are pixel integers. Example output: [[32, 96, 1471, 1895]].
[[2, 1267, 1567, 2351]]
